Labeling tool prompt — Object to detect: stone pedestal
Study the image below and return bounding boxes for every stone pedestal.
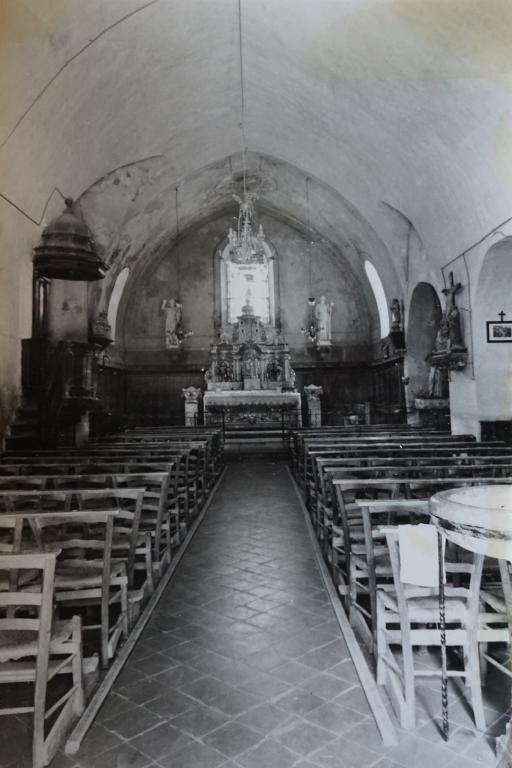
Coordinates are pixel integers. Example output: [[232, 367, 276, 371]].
[[304, 385, 323, 427], [414, 397, 450, 429], [182, 386, 202, 427]]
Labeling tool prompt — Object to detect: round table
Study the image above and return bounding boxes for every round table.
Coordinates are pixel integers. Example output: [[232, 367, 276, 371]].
[[429, 485, 512, 748]]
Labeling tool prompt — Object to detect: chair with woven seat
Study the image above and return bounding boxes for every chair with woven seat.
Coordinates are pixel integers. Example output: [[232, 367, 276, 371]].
[[330, 482, 402, 611], [377, 525, 486, 731], [27, 509, 129, 668], [0, 550, 84, 768]]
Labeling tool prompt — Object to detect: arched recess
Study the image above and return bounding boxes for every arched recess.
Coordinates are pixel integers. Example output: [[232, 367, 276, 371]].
[[474, 237, 512, 421], [107, 267, 130, 345], [406, 282, 442, 399], [364, 260, 390, 338]]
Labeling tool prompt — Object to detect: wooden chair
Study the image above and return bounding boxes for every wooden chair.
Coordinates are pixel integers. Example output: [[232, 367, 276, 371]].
[[479, 559, 512, 681], [0, 550, 84, 768], [330, 481, 402, 610], [377, 526, 486, 730], [351, 500, 429, 651], [74, 489, 148, 621], [28, 510, 129, 668]]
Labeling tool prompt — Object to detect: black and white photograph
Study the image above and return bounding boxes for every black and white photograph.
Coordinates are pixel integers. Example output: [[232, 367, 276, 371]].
[[0, 2, 511, 768]]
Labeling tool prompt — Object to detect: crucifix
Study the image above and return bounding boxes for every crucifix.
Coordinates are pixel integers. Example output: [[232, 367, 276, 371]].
[[499, 310, 507, 322], [441, 272, 462, 309], [441, 272, 466, 351]]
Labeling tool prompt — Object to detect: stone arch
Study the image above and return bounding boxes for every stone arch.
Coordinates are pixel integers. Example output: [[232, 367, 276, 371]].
[[406, 282, 442, 401], [107, 267, 130, 345], [364, 260, 390, 338], [474, 237, 512, 421]]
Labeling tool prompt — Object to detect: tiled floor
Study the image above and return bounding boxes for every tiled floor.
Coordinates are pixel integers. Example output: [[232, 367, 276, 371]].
[[2, 459, 508, 767]]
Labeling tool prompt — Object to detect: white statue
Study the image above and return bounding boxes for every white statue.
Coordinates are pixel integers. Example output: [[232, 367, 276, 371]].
[[161, 298, 182, 349], [315, 295, 334, 345]]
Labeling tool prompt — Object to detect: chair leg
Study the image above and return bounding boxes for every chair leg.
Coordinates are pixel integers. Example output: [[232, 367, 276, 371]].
[[400, 626, 416, 729], [465, 640, 486, 731], [121, 583, 129, 637], [71, 615, 85, 716], [376, 596, 387, 685]]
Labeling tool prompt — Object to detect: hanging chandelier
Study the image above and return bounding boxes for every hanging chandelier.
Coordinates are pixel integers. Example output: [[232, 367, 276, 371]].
[[227, 193, 266, 264]]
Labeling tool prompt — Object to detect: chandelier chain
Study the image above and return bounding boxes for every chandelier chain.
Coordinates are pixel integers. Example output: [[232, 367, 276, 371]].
[[238, 0, 247, 196]]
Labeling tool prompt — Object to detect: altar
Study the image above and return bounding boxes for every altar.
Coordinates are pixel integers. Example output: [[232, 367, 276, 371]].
[[203, 389, 301, 426], [201, 192, 301, 426]]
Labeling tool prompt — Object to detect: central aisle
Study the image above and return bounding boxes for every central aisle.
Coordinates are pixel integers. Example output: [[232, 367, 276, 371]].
[[78, 459, 382, 767]]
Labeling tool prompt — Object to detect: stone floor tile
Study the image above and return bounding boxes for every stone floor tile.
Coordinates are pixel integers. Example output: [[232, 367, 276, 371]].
[[119, 677, 167, 705], [96, 692, 135, 723], [327, 659, 360, 683], [236, 702, 292, 734], [154, 663, 204, 688], [299, 671, 355, 700], [273, 718, 336, 756], [304, 699, 369, 733], [203, 721, 262, 758], [211, 688, 263, 716], [178, 674, 235, 704], [102, 707, 164, 740], [170, 702, 232, 737], [133, 653, 179, 677], [237, 736, 298, 768], [76, 741, 153, 768], [272, 660, 317, 685], [333, 684, 372, 715], [144, 690, 197, 718], [76, 723, 124, 759], [47, 752, 78, 768], [158, 739, 226, 768], [114, 663, 147, 690], [244, 646, 292, 671], [275, 687, 325, 717], [129, 721, 195, 760], [382, 734, 459, 768], [311, 733, 381, 768]]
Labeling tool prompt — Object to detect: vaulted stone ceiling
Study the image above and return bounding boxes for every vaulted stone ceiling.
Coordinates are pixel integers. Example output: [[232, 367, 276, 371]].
[[1, 0, 511, 291]]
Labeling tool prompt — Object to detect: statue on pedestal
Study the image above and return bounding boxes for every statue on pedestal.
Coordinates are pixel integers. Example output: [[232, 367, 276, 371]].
[[315, 296, 334, 345], [426, 317, 450, 399], [161, 298, 182, 349], [390, 298, 402, 331], [442, 272, 466, 352]]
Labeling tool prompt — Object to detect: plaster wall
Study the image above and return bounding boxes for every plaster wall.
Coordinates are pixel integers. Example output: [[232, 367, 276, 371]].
[[120, 210, 372, 369], [0, 201, 35, 444]]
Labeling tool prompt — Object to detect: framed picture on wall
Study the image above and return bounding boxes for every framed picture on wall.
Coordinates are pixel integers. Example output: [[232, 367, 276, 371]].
[[486, 320, 512, 342]]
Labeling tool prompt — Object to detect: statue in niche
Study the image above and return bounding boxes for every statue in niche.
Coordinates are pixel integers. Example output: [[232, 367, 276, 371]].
[[426, 317, 450, 398], [390, 298, 402, 331], [217, 360, 234, 382], [266, 357, 282, 382], [315, 296, 334, 345], [161, 298, 182, 349]]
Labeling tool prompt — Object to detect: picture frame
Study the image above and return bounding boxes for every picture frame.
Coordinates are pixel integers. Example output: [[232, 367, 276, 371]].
[[486, 320, 512, 342]]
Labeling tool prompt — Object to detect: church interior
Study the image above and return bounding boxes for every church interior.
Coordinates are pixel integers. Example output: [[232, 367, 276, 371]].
[[0, 1, 512, 767]]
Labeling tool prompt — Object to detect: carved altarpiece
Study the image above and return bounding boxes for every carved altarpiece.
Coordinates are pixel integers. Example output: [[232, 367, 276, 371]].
[[203, 218, 299, 426]]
